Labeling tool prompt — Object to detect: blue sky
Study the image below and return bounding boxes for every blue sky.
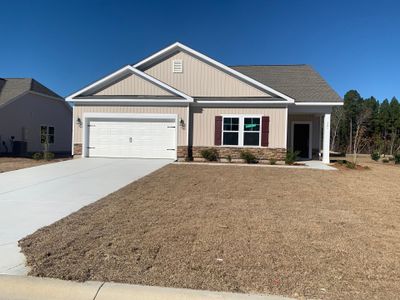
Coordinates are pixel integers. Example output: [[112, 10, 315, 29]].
[[1, 0, 399, 100]]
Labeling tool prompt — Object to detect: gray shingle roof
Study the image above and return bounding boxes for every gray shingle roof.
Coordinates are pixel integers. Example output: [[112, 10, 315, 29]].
[[231, 65, 342, 102], [0, 78, 62, 107]]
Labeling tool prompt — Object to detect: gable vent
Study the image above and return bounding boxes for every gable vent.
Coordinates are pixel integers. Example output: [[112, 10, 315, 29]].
[[172, 59, 183, 73]]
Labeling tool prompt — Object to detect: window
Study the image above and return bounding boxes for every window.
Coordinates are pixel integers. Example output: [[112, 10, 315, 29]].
[[40, 126, 55, 144], [222, 116, 261, 147], [223, 117, 239, 145], [243, 118, 260, 146]]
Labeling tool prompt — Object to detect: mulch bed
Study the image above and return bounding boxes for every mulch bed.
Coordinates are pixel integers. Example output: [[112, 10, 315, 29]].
[[19, 163, 400, 299]]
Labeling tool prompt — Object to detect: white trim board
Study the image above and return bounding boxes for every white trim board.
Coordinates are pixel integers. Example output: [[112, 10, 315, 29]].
[[133, 42, 295, 103], [295, 102, 343, 106], [66, 65, 193, 102], [291, 121, 312, 160]]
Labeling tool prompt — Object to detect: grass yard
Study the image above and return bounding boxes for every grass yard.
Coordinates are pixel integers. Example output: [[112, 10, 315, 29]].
[[20, 163, 400, 299], [0, 157, 69, 173]]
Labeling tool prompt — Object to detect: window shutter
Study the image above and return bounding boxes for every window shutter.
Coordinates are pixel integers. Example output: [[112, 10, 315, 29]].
[[261, 116, 270, 147], [214, 116, 222, 145]]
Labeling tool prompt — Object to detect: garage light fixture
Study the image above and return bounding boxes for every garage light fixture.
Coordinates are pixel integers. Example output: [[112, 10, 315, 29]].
[[180, 118, 185, 128], [76, 117, 82, 127]]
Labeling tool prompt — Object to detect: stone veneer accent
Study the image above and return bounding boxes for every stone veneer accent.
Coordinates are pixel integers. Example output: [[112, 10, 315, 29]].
[[191, 146, 286, 162], [177, 146, 189, 161], [73, 144, 82, 157]]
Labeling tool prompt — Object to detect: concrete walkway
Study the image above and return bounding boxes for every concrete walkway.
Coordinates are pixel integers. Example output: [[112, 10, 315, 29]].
[[0, 275, 294, 300], [0, 158, 171, 275]]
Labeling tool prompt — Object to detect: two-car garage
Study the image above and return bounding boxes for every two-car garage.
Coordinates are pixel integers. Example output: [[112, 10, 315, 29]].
[[83, 114, 178, 159]]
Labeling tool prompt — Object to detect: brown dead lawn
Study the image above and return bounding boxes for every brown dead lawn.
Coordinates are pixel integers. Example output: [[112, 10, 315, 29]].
[[0, 157, 69, 173], [20, 163, 400, 299]]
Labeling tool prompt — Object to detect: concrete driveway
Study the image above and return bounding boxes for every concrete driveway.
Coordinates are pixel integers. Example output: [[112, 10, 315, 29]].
[[0, 158, 171, 275]]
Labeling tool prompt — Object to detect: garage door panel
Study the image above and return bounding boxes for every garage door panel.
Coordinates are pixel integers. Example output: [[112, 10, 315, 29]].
[[87, 118, 176, 159]]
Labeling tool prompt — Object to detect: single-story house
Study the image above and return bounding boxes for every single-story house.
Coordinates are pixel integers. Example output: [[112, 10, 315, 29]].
[[67, 42, 343, 163], [0, 78, 72, 155]]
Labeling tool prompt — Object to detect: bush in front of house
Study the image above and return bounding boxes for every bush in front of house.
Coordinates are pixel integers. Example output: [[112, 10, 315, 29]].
[[269, 158, 277, 165], [285, 149, 299, 165], [394, 153, 400, 164], [226, 155, 232, 163], [345, 161, 356, 169], [382, 158, 390, 163], [43, 152, 55, 160], [371, 151, 380, 161], [240, 150, 258, 164], [32, 152, 43, 160], [200, 148, 218, 161]]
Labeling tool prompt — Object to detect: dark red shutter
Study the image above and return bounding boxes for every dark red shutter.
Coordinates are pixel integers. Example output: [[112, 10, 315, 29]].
[[261, 116, 270, 147], [214, 116, 222, 145]]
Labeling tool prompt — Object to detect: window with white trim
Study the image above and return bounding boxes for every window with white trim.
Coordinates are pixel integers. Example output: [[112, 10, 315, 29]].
[[40, 126, 55, 144], [222, 116, 261, 146], [223, 117, 239, 145]]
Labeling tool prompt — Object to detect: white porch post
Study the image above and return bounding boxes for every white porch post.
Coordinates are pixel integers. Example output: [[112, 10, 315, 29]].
[[322, 113, 331, 164]]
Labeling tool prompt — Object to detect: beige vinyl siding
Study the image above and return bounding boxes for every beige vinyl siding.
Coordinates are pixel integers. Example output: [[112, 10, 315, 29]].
[[288, 114, 321, 150], [191, 107, 287, 148], [73, 105, 188, 146], [144, 51, 271, 97], [94, 73, 174, 96]]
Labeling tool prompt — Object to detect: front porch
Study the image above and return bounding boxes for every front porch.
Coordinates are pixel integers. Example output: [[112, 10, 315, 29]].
[[287, 105, 331, 163]]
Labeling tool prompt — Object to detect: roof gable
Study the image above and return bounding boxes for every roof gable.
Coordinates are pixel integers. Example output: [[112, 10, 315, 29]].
[[141, 50, 272, 98], [92, 73, 175, 97], [134, 42, 294, 102], [67, 65, 193, 102]]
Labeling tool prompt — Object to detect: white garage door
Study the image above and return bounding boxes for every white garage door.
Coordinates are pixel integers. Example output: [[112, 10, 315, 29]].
[[87, 118, 176, 159]]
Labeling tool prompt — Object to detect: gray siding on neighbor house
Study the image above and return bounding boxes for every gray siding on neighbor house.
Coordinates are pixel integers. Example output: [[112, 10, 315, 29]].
[[0, 93, 72, 153]]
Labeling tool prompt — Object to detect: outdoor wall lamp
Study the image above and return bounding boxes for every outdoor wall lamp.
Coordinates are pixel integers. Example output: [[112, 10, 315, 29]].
[[76, 117, 82, 127], [180, 118, 185, 128]]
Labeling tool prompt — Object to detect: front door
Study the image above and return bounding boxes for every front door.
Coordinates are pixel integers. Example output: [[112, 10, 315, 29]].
[[293, 123, 310, 159]]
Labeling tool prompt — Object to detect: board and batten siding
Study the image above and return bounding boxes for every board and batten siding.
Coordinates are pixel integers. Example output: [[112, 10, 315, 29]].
[[191, 107, 287, 148], [73, 105, 188, 146], [94, 73, 174, 96], [144, 51, 271, 97]]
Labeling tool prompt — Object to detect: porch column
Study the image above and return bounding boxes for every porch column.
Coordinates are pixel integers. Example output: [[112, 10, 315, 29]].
[[322, 113, 331, 164]]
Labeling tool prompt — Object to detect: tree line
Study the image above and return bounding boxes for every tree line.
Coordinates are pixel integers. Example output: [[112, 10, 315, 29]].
[[331, 90, 400, 157]]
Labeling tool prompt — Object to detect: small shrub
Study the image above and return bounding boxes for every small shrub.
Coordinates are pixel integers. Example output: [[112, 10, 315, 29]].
[[371, 151, 380, 161], [240, 150, 258, 164], [200, 148, 218, 161], [389, 156, 395, 161], [32, 152, 43, 160], [345, 161, 356, 169], [285, 150, 299, 165], [394, 153, 400, 164], [269, 158, 277, 165], [43, 152, 55, 160], [382, 158, 390, 163], [226, 155, 232, 163]]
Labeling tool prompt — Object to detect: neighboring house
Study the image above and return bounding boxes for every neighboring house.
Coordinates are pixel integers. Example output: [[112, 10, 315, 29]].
[[67, 42, 343, 163], [0, 78, 72, 155]]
